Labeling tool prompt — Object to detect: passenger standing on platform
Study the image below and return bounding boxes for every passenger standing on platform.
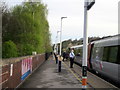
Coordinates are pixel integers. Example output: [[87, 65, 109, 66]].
[[69, 49, 75, 68], [62, 51, 66, 62], [65, 52, 69, 60], [54, 49, 58, 64]]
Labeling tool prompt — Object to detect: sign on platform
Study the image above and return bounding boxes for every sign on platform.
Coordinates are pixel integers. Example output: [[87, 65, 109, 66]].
[[85, 0, 95, 10], [10, 64, 13, 76], [21, 57, 32, 80]]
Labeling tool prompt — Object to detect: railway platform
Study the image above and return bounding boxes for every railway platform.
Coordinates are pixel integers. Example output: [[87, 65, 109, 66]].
[[19, 56, 90, 88], [19, 56, 118, 89]]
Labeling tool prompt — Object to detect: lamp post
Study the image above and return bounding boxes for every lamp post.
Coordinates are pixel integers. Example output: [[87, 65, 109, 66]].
[[82, 0, 95, 89], [60, 17, 67, 56], [55, 31, 60, 54], [54, 31, 60, 64], [58, 17, 67, 72]]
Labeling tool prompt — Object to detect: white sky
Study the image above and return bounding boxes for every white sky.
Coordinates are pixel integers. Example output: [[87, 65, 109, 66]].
[[2, 0, 120, 44]]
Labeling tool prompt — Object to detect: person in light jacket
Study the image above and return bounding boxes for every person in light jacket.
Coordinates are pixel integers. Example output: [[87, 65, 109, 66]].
[[69, 49, 75, 68]]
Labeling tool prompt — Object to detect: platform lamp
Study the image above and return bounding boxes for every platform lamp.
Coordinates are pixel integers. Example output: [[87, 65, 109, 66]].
[[58, 17, 67, 72]]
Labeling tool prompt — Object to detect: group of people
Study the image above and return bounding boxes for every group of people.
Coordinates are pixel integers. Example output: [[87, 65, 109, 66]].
[[62, 49, 75, 68], [54, 48, 75, 68]]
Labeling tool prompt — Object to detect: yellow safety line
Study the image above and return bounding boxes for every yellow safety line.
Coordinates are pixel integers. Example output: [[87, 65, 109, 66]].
[[62, 61, 82, 83], [52, 57, 82, 83]]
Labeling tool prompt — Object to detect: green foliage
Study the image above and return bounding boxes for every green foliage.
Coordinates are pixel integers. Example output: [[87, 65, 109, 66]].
[[62, 37, 101, 52], [2, 1, 52, 58], [19, 44, 35, 56], [2, 40, 18, 58]]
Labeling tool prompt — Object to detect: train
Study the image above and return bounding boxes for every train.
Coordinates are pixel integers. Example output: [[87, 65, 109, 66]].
[[71, 35, 120, 85]]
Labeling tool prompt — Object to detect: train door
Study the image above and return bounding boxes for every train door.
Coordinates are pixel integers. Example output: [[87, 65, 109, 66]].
[[87, 43, 94, 70], [91, 46, 104, 73]]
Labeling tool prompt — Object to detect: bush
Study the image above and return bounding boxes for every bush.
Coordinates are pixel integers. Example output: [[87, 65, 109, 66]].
[[19, 44, 35, 56], [2, 40, 18, 58]]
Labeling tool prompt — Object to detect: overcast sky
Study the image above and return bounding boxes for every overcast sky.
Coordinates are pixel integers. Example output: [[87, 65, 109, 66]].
[[2, 0, 120, 44]]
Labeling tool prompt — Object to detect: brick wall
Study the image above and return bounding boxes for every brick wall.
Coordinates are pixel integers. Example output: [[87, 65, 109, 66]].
[[0, 54, 47, 89]]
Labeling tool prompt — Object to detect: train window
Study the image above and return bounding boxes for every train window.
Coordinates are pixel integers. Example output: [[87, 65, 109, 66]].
[[74, 47, 83, 57], [79, 48, 83, 57], [74, 48, 78, 55], [102, 45, 119, 64], [102, 47, 109, 61], [117, 45, 120, 64], [108, 46, 118, 63]]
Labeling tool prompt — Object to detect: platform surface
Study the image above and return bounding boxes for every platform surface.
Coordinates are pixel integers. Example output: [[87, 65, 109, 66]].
[[20, 56, 90, 88]]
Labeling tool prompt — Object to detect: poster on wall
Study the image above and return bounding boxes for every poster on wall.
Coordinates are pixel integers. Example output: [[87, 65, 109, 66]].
[[21, 57, 32, 80]]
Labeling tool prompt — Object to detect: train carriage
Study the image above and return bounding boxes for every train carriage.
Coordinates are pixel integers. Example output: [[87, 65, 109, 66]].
[[91, 35, 120, 84], [71, 35, 120, 84]]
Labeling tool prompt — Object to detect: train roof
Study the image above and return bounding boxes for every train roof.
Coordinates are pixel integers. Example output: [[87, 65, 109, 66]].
[[71, 34, 120, 48], [71, 45, 83, 49], [91, 34, 120, 47]]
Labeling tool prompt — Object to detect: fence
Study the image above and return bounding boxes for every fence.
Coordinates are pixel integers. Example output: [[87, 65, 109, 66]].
[[0, 53, 51, 89]]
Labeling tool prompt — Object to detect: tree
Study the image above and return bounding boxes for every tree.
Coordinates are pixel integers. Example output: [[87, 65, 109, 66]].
[[2, 40, 18, 58], [2, 1, 52, 58]]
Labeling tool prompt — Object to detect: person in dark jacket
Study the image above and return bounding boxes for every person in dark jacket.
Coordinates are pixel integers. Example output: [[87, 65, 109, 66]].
[[62, 51, 66, 62], [65, 52, 69, 60]]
